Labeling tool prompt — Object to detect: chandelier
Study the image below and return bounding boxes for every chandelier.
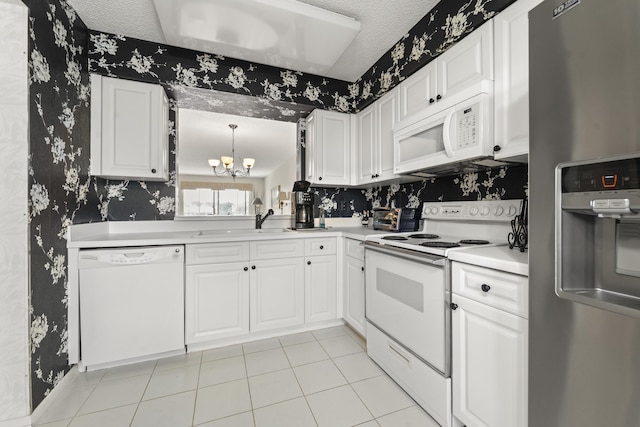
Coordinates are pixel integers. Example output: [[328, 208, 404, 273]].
[[207, 124, 255, 179]]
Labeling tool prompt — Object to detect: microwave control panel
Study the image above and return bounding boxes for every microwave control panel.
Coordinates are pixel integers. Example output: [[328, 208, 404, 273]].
[[456, 103, 479, 149]]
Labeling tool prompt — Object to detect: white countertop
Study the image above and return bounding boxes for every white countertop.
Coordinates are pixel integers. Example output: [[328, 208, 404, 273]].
[[448, 245, 529, 276], [67, 221, 382, 249]]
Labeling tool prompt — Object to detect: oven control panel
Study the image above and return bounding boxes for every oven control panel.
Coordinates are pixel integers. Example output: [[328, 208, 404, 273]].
[[422, 200, 523, 221]]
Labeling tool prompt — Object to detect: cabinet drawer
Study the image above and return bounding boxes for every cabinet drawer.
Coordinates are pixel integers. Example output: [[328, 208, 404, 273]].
[[251, 239, 304, 260], [452, 262, 528, 318], [344, 238, 364, 260], [305, 237, 337, 256], [367, 323, 451, 427], [186, 242, 249, 265]]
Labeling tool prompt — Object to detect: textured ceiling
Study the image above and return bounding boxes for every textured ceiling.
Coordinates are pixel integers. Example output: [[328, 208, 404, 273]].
[[67, 0, 440, 81]]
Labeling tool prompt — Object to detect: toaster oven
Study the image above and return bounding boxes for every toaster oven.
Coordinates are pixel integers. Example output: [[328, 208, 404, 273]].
[[372, 208, 420, 231]]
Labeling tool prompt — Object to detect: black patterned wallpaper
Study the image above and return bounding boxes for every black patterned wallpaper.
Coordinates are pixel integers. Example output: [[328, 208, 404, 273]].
[[313, 165, 528, 218], [23, 0, 524, 411]]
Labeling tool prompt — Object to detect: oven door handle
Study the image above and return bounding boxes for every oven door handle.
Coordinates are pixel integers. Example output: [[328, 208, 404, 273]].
[[363, 241, 446, 266]]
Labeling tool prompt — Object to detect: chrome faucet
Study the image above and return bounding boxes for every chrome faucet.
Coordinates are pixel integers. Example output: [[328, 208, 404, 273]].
[[255, 209, 274, 229]]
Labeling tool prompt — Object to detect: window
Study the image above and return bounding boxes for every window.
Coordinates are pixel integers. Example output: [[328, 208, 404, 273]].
[[181, 183, 254, 216]]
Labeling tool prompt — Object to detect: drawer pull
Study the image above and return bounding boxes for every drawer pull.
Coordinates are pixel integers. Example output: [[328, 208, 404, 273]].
[[320, 245, 324, 250], [387, 341, 411, 366], [251, 265, 256, 270], [243, 267, 248, 271], [307, 261, 311, 265], [481, 284, 491, 293]]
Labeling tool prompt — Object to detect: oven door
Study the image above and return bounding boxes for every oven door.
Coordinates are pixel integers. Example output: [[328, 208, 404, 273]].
[[364, 243, 450, 375]]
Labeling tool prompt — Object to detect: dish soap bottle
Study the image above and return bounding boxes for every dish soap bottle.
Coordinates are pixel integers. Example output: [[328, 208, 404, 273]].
[[319, 208, 326, 229]]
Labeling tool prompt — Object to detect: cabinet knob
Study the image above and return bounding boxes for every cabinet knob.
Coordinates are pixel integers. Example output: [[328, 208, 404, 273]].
[[319, 245, 324, 250], [371, 174, 375, 179], [450, 303, 458, 310], [251, 265, 256, 270], [493, 145, 502, 152], [429, 98, 435, 104], [175, 248, 181, 253], [151, 168, 157, 173], [307, 260, 311, 265], [244, 267, 248, 271], [361, 266, 365, 272], [375, 174, 379, 178], [481, 284, 491, 292], [436, 94, 442, 101], [319, 176, 323, 181]]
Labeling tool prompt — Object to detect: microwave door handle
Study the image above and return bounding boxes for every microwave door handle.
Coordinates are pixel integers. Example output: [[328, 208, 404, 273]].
[[442, 108, 455, 158]]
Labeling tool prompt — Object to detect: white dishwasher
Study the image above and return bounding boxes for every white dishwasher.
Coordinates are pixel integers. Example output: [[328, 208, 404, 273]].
[[79, 245, 185, 370]]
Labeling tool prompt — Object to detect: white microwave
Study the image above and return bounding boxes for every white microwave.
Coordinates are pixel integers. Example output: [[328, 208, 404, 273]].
[[393, 93, 496, 176]]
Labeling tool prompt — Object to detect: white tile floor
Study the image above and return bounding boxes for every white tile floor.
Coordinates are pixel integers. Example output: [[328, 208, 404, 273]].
[[33, 325, 440, 427]]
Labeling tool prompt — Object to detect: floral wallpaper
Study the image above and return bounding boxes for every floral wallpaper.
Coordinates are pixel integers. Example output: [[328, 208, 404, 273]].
[[312, 165, 528, 218], [87, 31, 354, 114], [24, 0, 95, 408]]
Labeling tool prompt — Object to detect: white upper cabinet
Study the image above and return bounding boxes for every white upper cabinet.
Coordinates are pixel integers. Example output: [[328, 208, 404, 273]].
[[356, 88, 400, 185], [356, 103, 376, 184], [493, 0, 543, 162], [305, 109, 351, 186], [400, 21, 494, 121], [90, 74, 169, 181]]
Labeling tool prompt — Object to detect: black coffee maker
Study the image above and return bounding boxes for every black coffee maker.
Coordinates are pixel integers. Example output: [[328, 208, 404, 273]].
[[292, 180, 314, 229]]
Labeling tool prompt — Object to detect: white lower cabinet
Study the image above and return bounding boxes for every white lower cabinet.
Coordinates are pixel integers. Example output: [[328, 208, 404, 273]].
[[185, 262, 249, 344], [250, 257, 305, 331], [186, 237, 340, 347], [451, 262, 528, 427], [343, 238, 365, 335], [304, 255, 337, 323]]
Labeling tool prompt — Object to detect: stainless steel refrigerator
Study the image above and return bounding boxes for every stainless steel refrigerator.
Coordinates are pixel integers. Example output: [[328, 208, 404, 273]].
[[529, 0, 640, 426]]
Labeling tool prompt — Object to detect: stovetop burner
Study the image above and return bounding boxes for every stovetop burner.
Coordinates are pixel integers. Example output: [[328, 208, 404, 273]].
[[382, 235, 409, 241], [459, 239, 490, 245], [420, 241, 461, 248], [409, 234, 440, 239]]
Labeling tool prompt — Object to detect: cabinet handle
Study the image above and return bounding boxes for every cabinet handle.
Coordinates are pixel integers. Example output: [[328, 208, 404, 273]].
[[493, 145, 502, 152], [436, 94, 442, 101], [481, 284, 491, 292], [151, 168, 157, 173], [429, 98, 435, 104], [307, 260, 311, 265], [243, 267, 248, 271], [319, 245, 324, 250], [251, 265, 256, 270], [450, 303, 458, 310]]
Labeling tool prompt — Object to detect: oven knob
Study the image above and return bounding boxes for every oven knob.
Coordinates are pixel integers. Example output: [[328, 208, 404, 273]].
[[431, 207, 439, 215], [508, 205, 518, 216], [469, 206, 479, 216], [480, 206, 490, 216], [494, 206, 504, 216]]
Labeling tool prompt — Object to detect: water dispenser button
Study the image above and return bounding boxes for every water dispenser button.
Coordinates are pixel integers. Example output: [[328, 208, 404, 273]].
[[591, 199, 610, 209]]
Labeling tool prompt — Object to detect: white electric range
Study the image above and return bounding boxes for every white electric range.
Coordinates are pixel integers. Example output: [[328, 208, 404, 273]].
[[363, 199, 523, 427]]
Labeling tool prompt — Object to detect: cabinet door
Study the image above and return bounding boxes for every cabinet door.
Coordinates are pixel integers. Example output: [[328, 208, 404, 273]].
[[250, 258, 304, 331], [305, 255, 337, 323], [376, 89, 400, 181], [399, 62, 437, 120], [91, 74, 169, 181], [494, 0, 543, 161], [305, 111, 316, 183], [438, 21, 493, 101], [315, 110, 351, 186], [185, 262, 249, 344], [356, 103, 376, 185], [343, 255, 365, 336], [452, 294, 528, 427]]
